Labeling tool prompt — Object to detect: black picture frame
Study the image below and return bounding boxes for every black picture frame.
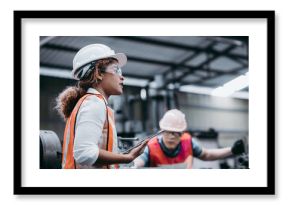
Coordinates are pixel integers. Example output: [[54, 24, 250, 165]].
[[14, 10, 275, 195]]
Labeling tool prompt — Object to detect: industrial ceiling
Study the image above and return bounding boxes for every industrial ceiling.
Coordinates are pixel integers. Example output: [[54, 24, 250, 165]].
[[40, 36, 248, 92]]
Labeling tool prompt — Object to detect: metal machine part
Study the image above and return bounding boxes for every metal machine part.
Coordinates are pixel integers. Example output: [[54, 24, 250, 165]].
[[235, 136, 249, 168], [236, 153, 249, 169], [40, 130, 62, 169]]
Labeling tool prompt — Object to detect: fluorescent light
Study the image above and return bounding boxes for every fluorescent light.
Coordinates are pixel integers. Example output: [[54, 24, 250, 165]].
[[140, 89, 147, 100], [231, 91, 249, 99], [179, 84, 248, 99], [211, 86, 233, 97], [179, 85, 213, 95], [40, 67, 73, 79], [211, 72, 248, 97], [223, 74, 248, 91], [40, 67, 248, 99]]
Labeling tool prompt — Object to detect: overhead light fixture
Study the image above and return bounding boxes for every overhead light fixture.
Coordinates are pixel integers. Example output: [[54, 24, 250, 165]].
[[40, 67, 248, 99], [211, 72, 249, 97], [140, 89, 147, 100], [179, 85, 213, 95], [40, 67, 73, 79], [231, 91, 249, 99], [179, 84, 248, 99]]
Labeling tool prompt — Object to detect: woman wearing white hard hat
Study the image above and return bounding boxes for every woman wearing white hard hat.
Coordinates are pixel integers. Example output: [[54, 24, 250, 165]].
[[56, 44, 148, 169], [133, 109, 245, 168]]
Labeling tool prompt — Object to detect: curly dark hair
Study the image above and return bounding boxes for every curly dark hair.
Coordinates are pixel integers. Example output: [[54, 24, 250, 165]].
[[55, 58, 116, 120]]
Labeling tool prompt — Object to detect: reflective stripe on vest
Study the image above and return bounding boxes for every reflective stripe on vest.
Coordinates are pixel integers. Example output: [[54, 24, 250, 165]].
[[148, 133, 193, 168], [62, 94, 114, 169]]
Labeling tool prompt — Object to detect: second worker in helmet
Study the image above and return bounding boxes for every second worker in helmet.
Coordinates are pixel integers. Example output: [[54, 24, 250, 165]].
[[133, 109, 245, 168]]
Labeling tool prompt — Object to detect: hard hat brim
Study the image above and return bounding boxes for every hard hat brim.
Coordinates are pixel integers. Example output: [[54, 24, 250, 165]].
[[160, 126, 186, 132], [72, 52, 127, 80], [107, 53, 127, 67]]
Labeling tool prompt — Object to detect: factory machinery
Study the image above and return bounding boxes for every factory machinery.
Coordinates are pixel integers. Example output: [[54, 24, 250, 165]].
[[39, 128, 249, 169]]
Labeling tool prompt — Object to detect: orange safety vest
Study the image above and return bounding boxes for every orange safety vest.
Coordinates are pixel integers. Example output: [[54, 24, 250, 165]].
[[62, 93, 115, 169], [148, 132, 193, 168]]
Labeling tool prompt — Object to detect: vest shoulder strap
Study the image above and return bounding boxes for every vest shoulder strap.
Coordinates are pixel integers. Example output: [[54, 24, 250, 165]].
[[63, 93, 109, 169]]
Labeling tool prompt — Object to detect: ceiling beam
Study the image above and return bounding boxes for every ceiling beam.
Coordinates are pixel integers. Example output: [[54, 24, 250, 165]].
[[42, 40, 248, 88], [187, 66, 247, 86], [112, 36, 248, 60], [160, 44, 238, 88], [42, 44, 227, 76]]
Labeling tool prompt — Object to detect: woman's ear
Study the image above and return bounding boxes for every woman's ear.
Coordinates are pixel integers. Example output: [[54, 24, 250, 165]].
[[95, 69, 104, 81]]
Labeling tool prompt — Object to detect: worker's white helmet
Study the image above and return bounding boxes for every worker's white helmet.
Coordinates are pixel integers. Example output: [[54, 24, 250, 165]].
[[159, 109, 187, 132], [72, 44, 127, 80]]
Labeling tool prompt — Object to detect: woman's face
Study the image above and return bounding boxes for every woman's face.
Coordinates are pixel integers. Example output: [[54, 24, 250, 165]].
[[99, 61, 124, 95], [162, 131, 182, 150]]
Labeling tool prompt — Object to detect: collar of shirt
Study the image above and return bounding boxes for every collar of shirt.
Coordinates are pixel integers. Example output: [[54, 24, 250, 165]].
[[87, 87, 108, 105]]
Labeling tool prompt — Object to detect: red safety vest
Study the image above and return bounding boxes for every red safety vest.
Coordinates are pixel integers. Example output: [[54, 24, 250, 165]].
[[148, 132, 193, 168], [62, 93, 115, 169]]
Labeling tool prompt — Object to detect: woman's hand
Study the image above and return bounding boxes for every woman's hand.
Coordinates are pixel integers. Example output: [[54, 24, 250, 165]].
[[126, 139, 149, 162], [94, 139, 149, 165]]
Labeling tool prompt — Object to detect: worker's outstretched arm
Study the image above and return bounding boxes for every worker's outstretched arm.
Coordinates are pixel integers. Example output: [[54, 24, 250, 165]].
[[198, 139, 245, 161], [198, 147, 232, 161]]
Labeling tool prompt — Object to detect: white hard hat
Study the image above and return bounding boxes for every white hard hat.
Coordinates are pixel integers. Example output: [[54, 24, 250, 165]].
[[72, 44, 127, 80], [159, 109, 187, 132]]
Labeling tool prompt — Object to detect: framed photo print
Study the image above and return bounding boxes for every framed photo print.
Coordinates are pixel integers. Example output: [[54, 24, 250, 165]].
[[14, 10, 275, 195]]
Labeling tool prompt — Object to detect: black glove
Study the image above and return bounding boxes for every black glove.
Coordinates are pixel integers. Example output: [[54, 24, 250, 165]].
[[231, 139, 245, 155]]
